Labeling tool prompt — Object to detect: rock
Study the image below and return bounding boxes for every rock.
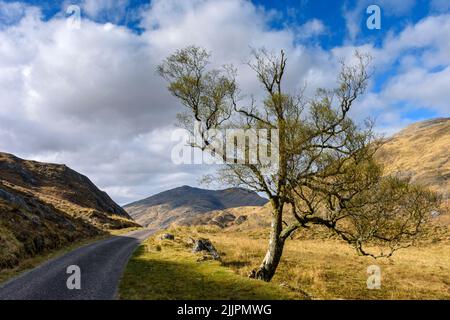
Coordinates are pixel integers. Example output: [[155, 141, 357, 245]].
[[192, 238, 220, 260], [0, 187, 29, 210], [29, 215, 42, 227], [431, 210, 441, 218], [161, 233, 175, 240], [234, 215, 247, 225], [196, 254, 212, 262]]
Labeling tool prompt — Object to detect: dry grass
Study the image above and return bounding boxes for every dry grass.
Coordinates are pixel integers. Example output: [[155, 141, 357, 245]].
[[156, 226, 450, 300]]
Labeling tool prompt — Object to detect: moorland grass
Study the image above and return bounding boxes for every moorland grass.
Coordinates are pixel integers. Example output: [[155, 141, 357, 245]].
[[120, 226, 450, 300]]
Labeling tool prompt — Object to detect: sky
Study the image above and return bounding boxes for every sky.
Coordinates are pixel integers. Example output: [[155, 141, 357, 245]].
[[0, 0, 449, 204]]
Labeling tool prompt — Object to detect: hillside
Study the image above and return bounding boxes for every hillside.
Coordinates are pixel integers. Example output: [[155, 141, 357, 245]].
[[0, 152, 138, 269], [124, 185, 268, 228], [376, 118, 450, 196]]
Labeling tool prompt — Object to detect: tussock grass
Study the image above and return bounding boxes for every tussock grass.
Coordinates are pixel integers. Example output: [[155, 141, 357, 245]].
[[200, 227, 450, 299]]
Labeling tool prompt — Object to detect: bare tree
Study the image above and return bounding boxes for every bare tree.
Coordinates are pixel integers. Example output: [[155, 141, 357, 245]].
[[158, 46, 440, 282]]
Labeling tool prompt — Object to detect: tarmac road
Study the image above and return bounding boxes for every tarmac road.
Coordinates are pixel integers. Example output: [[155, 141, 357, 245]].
[[0, 228, 155, 300]]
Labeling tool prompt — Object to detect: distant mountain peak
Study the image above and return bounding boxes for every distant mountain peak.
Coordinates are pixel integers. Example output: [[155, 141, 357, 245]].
[[124, 185, 268, 228]]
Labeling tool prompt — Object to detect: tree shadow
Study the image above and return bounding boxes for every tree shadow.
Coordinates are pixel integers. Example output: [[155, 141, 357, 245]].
[[120, 246, 292, 300], [221, 260, 252, 268]]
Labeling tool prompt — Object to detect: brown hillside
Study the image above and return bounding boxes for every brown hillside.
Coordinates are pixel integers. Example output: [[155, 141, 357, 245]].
[[0, 152, 138, 269], [376, 118, 450, 196]]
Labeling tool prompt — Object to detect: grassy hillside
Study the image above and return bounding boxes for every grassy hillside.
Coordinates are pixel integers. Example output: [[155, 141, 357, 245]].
[[121, 226, 450, 300], [376, 118, 450, 196], [0, 152, 136, 228], [0, 152, 139, 271]]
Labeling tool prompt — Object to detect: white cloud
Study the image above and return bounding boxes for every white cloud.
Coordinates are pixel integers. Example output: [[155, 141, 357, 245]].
[[0, 1, 31, 26], [383, 67, 450, 113], [294, 18, 327, 41], [0, 0, 339, 203], [0, 0, 448, 204]]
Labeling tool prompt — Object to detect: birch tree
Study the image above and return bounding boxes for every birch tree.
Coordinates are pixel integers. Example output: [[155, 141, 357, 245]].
[[158, 46, 439, 282]]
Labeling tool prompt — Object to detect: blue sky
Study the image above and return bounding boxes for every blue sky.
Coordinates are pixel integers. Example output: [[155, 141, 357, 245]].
[[14, 0, 439, 46], [0, 0, 449, 202]]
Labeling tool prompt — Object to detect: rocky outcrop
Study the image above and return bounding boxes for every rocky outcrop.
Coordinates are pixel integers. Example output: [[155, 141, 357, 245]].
[[210, 212, 236, 228], [0, 182, 101, 269]]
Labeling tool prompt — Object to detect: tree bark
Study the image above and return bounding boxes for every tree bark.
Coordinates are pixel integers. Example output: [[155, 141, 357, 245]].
[[249, 207, 285, 282]]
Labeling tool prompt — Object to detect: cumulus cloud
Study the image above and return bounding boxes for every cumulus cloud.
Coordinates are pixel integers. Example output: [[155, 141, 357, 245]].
[[0, 0, 448, 204], [0, 0, 339, 203]]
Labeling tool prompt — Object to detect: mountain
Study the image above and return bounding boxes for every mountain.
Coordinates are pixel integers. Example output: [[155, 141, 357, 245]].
[[376, 118, 450, 196], [124, 185, 268, 228], [0, 152, 138, 269]]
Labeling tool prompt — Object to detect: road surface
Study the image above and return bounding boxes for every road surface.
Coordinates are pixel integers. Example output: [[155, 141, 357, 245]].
[[0, 228, 155, 300]]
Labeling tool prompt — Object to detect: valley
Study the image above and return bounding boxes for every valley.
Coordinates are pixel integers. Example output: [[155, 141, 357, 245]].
[[1, 118, 449, 300], [124, 185, 268, 228]]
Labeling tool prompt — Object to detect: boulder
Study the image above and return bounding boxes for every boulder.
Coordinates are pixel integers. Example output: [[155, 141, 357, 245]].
[[160, 233, 175, 240], [192, 238, 220, 260]]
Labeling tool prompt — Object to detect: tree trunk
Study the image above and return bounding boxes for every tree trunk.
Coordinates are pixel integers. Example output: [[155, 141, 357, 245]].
[[249, 207, 285, 282]]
